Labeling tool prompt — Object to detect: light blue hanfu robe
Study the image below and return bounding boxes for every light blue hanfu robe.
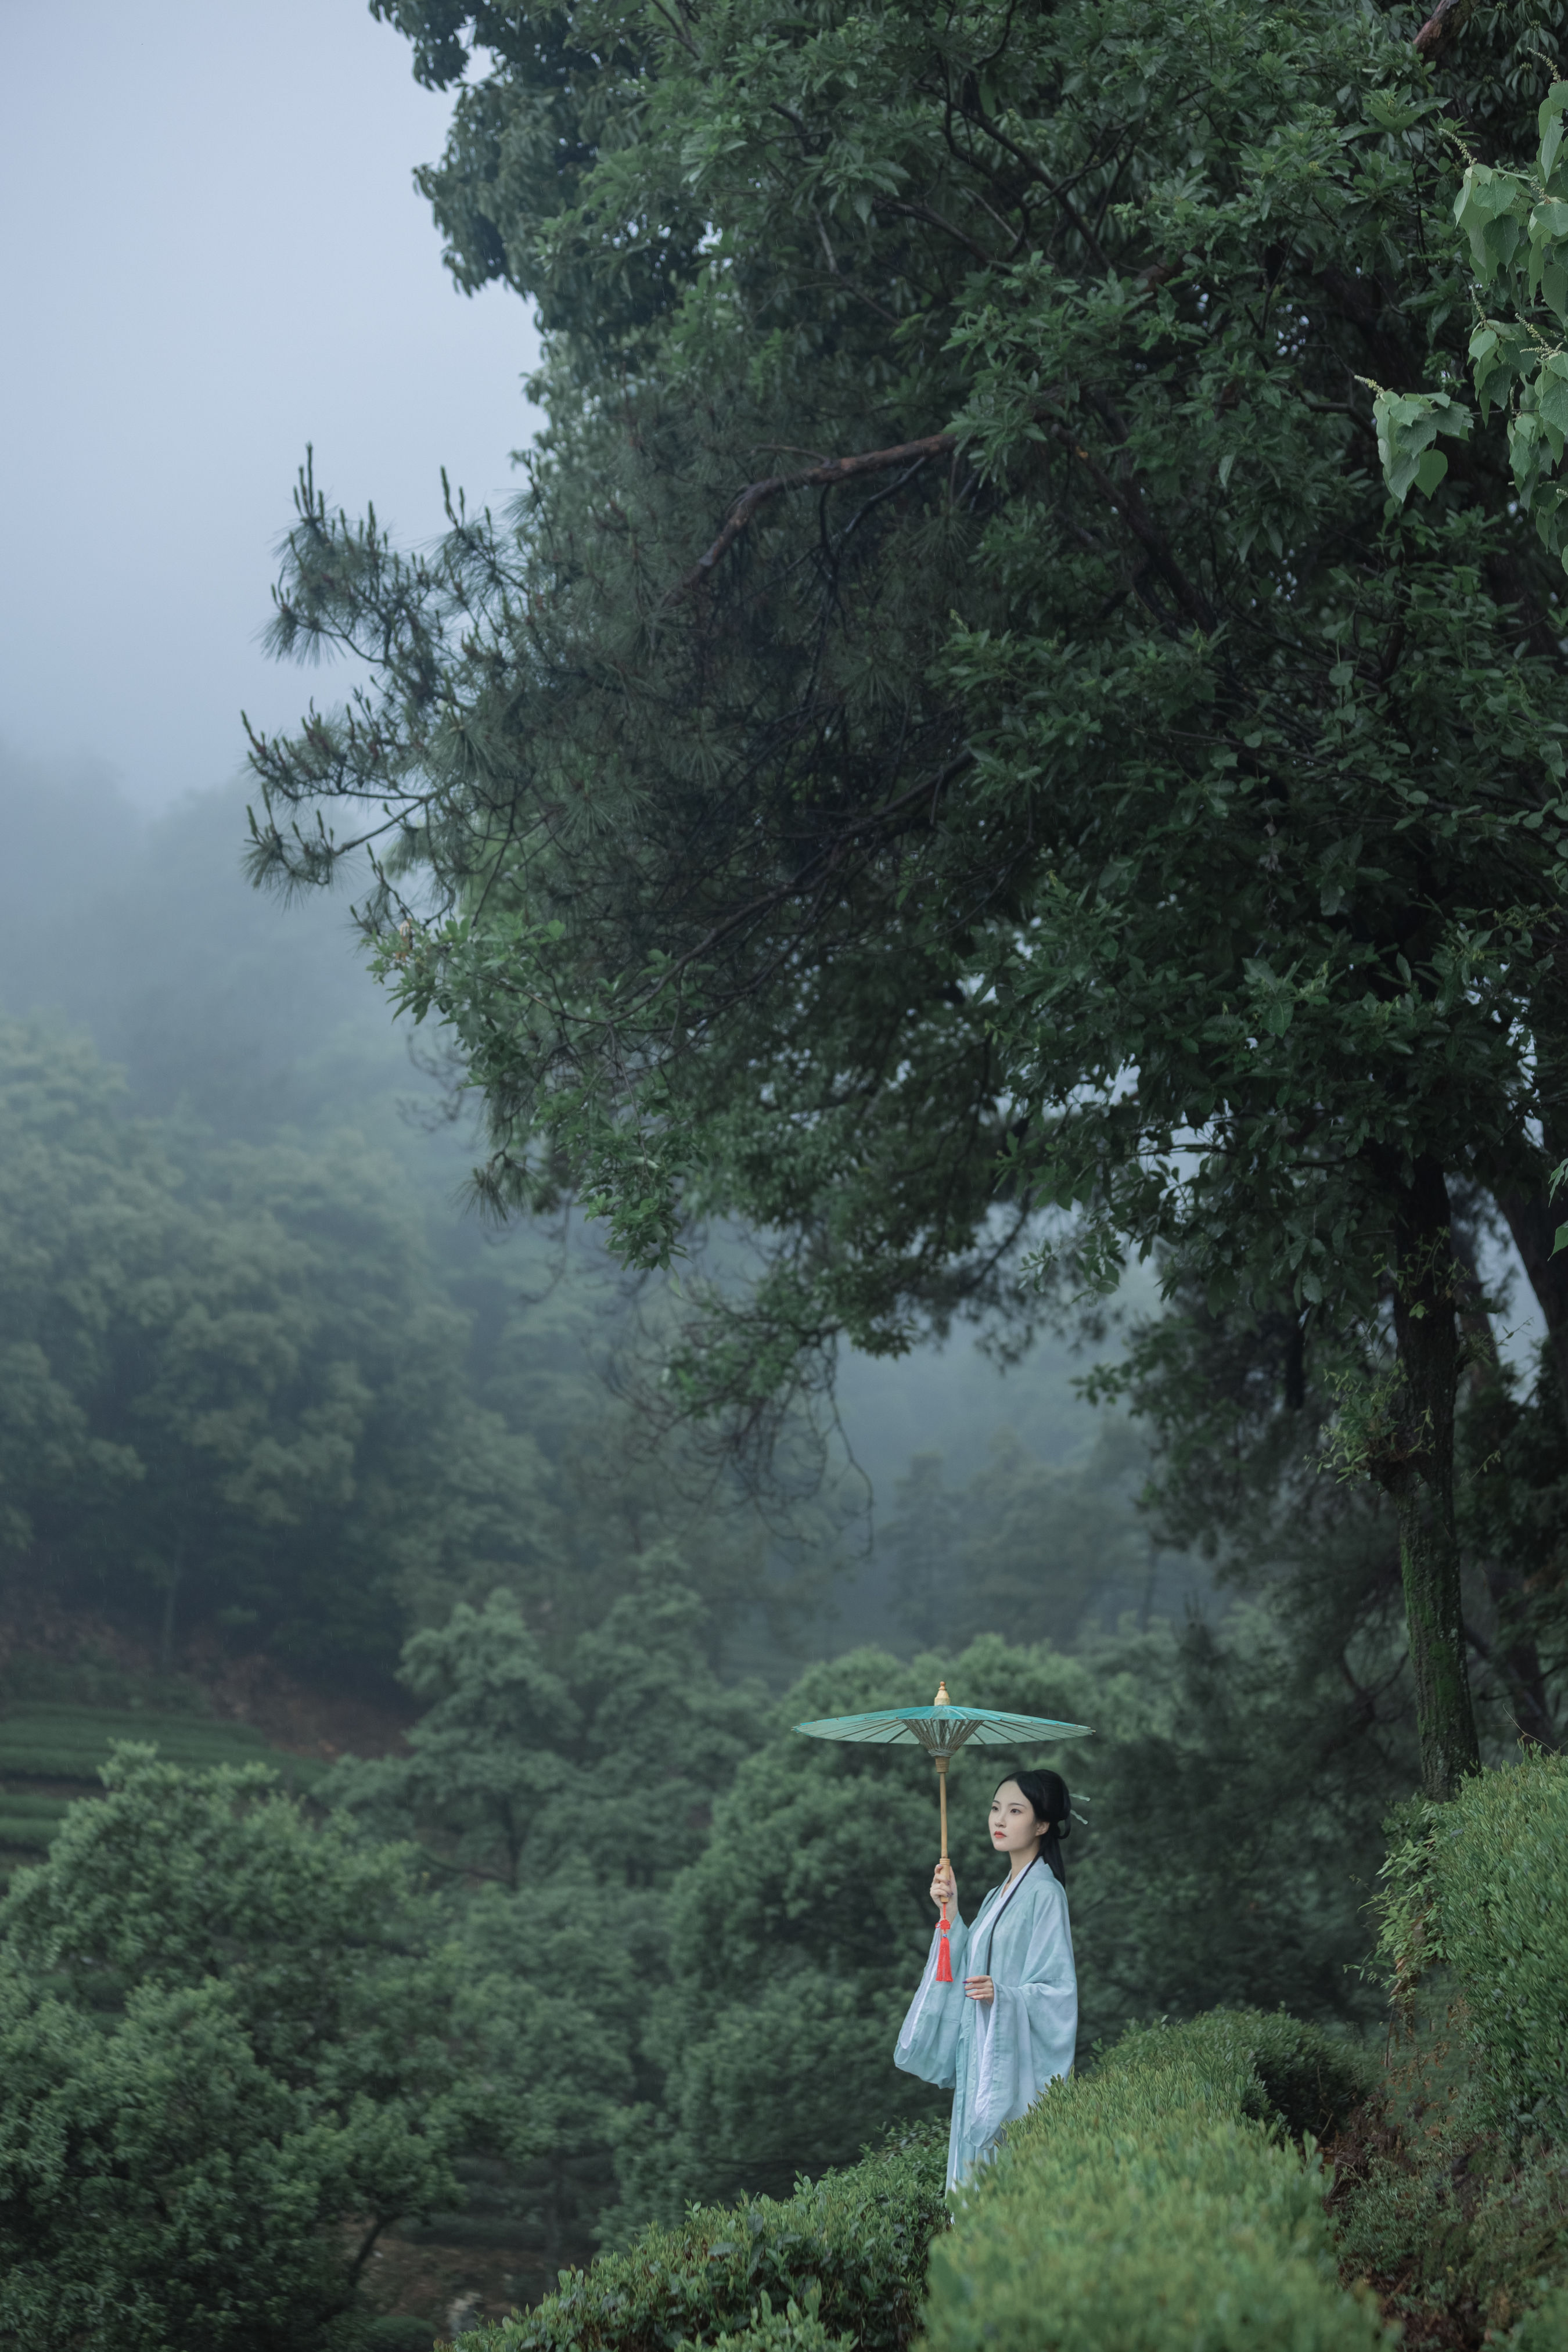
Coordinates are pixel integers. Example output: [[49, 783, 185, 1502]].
[[893, 1857, 1077, 2191]]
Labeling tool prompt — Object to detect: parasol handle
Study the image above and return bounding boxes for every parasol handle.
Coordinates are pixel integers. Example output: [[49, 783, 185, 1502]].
[[932, 1727, 955, 1983]]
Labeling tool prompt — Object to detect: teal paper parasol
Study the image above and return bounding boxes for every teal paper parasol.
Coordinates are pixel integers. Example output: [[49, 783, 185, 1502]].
[[795, 1682, 1092, 1979]]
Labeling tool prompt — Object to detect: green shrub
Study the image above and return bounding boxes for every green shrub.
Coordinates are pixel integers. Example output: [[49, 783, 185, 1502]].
[[920, 2011, 1387, 2352], [1330, 2060, 1568, 2337], [1518, 2285, 1568, 2350], [1340, 1755, 1568, 2341], [1378, 1750, 1568, 2143], [699, 2290, 855, 2352], [451, 2125, 947, 2352], [364, 2319, 441, 2350]]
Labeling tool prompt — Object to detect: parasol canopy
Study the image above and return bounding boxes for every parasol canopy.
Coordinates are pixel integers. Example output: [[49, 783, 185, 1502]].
[[794, 1690, 1092, 1758], [795, 1684, 1092, 1980]]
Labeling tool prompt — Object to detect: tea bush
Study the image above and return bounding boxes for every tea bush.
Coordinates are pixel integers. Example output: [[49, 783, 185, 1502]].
[[920, 2010, 1386, 2352], [1332, 2084, 1568, 2344], [0, 1704, 321, 1867], [451, 2124, 947, 2352], [1375, 1747, 1568, 2142], [454, 2017, 1376, 2352], [1518, 2285, 1568, 2350], [1334, 1749, 1568, 2340]]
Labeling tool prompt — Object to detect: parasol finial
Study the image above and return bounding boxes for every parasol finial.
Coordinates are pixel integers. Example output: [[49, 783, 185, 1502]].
[[934, 1680, 950, 1706]]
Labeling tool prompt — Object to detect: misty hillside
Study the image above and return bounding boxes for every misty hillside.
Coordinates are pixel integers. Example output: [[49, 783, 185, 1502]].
[[0, 742, 1188, 1687]]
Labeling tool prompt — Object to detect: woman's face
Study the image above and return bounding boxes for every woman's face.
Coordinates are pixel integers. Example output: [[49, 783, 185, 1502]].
[[988, 1779, 1046, 1860]]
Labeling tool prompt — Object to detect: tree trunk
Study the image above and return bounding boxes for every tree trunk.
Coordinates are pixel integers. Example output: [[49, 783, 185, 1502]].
[[1450, 1207, 1558, 1747], [1495, 1182, 1568, 1436], [1375, 1157, 1482, 1799]]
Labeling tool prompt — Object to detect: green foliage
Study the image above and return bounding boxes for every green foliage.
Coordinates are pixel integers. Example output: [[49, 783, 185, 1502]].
[[321, 1595, 1402, 2266], [0, 1750, 467, 2352], [635, 1640, 1101, 2214], [1520, 2285, 1568, 2350], [1332, 1754, 1568, 2343], [0, 1490, 1427, 2325], [449, 1871, 653, 2214], [696, 2296, 855, 2352], [260, 0, 1568, 1791], [1332, 2066, 1568, 2343], [1374, 80, 1568, 562], [329, 1552, 765, 1889], [1451, 1333, 1568, 1747], [0, 1011, 785, 1673], [0, 1013, 558, 1668], [636, 1620, 1396, 2220], [1070, 1605, 1409, 2033], [0, 1599, 1502, 2343], [1336, 1752, 1568, 2337], [0, 1699, 320, 1860], [366, 2322, 443, 2352], [0, 1789, 72, 1855], [1370, 388, 1473, 506], [322, 1558, 771, 2252], [922, 2011, 1382, 2352], [1371, 1748, 1568, 2142], [261, 0, 1568, 1368], [448, 2123, 947, 2352]]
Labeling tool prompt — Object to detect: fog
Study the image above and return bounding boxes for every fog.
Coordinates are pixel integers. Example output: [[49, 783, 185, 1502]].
[[0, 0, 1201, 1690], [1, 0, 541, 815]]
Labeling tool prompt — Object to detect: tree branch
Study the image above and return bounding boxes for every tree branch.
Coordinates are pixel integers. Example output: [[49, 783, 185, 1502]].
[[635, 750, 974, 1014], [1051, 420, 1215, 632], [1414, 0, 1475, 59], [667, 396, 1211, 638], [666, 433, 958, 605]]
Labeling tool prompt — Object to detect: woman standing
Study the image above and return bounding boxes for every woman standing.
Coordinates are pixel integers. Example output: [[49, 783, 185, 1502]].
[[894, 1768, 1077, 2191]]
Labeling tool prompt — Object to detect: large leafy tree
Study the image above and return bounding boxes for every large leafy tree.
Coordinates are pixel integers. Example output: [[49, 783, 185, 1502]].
[[250, 0, 1568, 1793], [0, 1751, 466, 2352], [328, 1552, 771, 2249], [328, 1551, 764, 1889]]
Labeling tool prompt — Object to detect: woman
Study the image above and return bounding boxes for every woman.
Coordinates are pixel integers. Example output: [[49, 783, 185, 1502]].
[[894, 1767, 1077, 2191]]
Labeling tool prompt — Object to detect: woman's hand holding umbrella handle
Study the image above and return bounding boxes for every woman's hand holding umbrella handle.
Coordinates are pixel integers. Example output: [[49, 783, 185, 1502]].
[[930, 1859, 957, 1914]]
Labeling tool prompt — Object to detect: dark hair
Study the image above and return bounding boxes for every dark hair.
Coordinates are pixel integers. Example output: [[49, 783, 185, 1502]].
[[994, 1768, 1071, 1889]]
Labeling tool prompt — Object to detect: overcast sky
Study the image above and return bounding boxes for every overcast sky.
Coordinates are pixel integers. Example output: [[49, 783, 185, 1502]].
[[1, 0, 541, 813]]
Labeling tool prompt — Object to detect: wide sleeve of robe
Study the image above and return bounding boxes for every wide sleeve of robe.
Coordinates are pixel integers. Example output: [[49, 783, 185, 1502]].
[[893, 1905, 972, 2090], [969, 1866, 1076, 2148]]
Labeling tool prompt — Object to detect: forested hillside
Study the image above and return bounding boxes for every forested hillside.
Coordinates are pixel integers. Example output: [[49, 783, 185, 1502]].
[[0, 744, 1170, 1685]]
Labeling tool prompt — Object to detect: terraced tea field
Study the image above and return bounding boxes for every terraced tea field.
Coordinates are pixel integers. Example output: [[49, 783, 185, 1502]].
[[0, 1702, 323, 1865]]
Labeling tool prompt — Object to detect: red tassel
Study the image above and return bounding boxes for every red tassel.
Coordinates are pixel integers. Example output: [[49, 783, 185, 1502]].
[[936, 1916, 953, 1983]]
